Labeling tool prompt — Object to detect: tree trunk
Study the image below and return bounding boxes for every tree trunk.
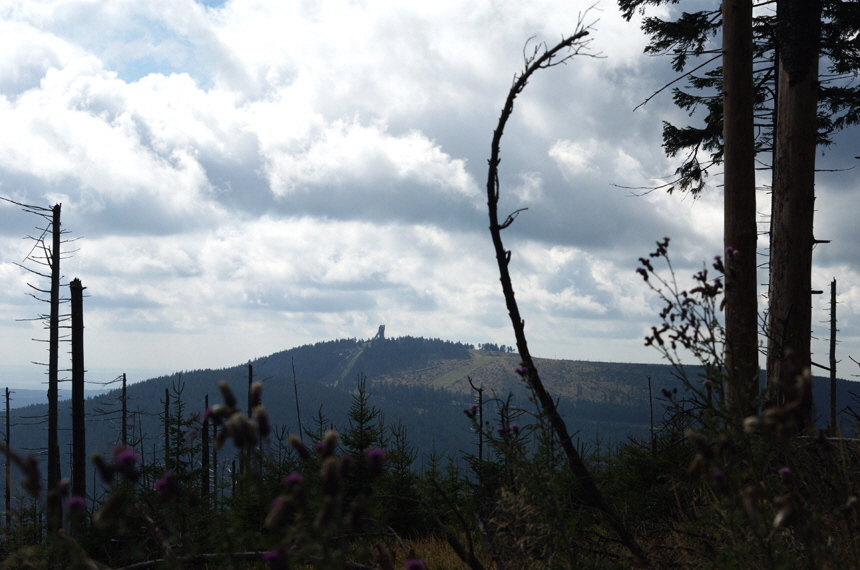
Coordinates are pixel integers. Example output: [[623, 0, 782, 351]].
[[122, 373, 128, 448], [721, 0, 759, 418], [764, 0, 821, 431], [5, 388, 10, 530], [70, 278, 86, 523], [202, 395, 210, 499], [47, 203, 62, 534]]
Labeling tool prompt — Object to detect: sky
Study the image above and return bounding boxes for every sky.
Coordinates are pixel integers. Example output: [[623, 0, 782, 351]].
[[0, 1, 858, 389]]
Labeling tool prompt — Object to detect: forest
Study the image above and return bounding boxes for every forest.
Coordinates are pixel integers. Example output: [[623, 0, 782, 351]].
[[2, 1, 860, 569]]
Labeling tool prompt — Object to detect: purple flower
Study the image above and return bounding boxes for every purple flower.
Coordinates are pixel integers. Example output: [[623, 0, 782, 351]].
[[404, 559, 427, 570], [710, 469, 728, 492], [153, 470, 179, 498], [67, 495, 86, 515], [725, 246, 736, 260], [514, 366, 529, 375], [113, 446, 139, 480], [263, 546, 288, 570], [282, 472, 303, 488], [510, 423, 520, 435], [366, 448, 385, 476], [778, 466, 792, 483], [703, 378, 712, 387]]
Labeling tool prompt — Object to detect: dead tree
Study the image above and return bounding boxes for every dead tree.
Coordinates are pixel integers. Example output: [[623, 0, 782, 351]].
[[5, 388, 10, 529], [69, 278, 86, 520], [2, 198, 78, 534], [483, 21, 650, 567]]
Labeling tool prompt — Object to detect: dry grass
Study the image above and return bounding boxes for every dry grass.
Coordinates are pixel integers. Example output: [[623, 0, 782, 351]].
[[402, 534, 489, 570]]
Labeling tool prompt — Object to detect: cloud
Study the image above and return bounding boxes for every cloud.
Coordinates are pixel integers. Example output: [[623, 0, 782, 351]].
[[0, 0, 854, 383]]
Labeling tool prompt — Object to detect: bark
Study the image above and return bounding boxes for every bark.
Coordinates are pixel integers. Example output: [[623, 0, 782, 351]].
[[47, 203, 61, 533], [764, 0, 821, 431], [70, 279, 86, 515], [721, 0, 759, 417]]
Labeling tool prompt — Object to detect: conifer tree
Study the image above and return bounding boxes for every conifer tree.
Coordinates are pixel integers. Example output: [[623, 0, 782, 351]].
[[619, 0, 860, 419], [340, 375, 386, 499]]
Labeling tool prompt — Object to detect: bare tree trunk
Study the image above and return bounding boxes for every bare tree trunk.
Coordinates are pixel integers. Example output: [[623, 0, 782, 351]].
[[122, 373, 128, 448], [164, 388, 170, 467], [764, 0, 821, 431], [70, 278, 86, 528], [484, 26, 649, 566], [5, 388, 10, 530], [202, 395, 210, 499], [291, 358, 303, 445], [829, 278, 837, 431], [722, 0, 759, 418], [47, 203, 61, 534]]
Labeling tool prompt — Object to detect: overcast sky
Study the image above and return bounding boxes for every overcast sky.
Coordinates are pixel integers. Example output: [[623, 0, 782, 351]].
[[0, 1, 858, 389]]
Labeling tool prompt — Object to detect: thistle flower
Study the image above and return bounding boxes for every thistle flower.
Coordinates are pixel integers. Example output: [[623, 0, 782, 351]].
[[709, 470, 729, 493], [153, 470, 179, 498], [218, 380, 237, 409], [743, 416, 762, 433], [113, 446, 139, 481], [264, 496, 297, 530], [404, 558, 427, 570], [366, 448, 385, 477], [321, 456, 340, 497], [316, 429, 338, 458], [263, 546, 288, 570], [250, 381, 263, 408], [67, 495, 86, 515], [227, 413, 258, 449], [254, 405, 271, 439], [283, 472, 303, 488], [289, 435, 311, 460]]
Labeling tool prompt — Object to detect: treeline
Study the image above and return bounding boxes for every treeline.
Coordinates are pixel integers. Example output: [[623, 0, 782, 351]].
[[353, 336, 472, 378]]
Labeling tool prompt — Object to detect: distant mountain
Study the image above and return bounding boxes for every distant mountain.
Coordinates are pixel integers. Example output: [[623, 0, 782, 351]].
[[3, 335, 858, 485], [5, 388, 70, 409]]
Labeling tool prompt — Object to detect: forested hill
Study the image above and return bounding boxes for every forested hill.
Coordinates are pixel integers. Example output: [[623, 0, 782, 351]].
[[250, 336, 473, 387], [5, 335, 859, 478]]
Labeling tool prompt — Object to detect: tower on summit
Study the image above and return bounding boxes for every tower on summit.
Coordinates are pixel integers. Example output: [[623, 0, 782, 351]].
[[373, 324, 385, 341]]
